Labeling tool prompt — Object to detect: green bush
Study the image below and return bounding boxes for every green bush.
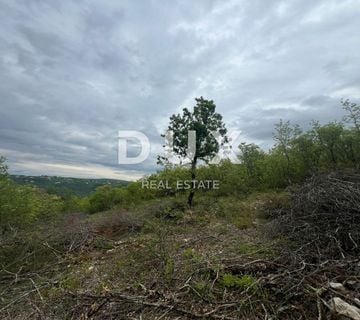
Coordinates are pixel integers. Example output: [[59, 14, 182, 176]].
[[0, 178, 63, 233], [221, 273, 258, 292]]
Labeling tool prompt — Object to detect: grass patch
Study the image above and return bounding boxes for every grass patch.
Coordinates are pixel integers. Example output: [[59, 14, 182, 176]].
[[221, 273, 258, 292], [237, 242, 275, 258], [205, 196, 256, 229]]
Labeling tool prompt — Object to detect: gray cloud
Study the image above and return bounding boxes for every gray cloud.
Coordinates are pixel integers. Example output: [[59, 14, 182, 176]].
[[0, 0, 359, 179]]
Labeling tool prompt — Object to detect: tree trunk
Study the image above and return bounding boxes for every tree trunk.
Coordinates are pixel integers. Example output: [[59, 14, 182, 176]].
[[187, 157, 197, 208]]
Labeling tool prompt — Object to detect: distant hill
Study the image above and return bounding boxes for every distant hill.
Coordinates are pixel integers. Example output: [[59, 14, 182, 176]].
[[10, 175, 130, 197]]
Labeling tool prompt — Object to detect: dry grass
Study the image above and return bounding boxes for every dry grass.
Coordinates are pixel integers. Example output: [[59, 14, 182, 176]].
[[2, 180, 358, 319]]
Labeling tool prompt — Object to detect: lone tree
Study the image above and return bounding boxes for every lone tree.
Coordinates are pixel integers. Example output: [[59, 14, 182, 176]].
[[158, 97, 228, 207], [0, 156, 7, 177], [342, 99, 360, 133]]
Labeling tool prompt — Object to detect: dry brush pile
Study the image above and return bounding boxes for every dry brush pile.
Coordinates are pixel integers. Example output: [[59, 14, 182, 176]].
[[276, 172, 360, 259], [265, 171, 360, 319]]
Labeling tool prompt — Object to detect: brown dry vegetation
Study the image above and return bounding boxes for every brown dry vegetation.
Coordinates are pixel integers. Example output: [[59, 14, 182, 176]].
[[1, 173, 360, 319]]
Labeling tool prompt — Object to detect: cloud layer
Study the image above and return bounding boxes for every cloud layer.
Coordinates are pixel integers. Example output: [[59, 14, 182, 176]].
[[1, 0, 360, 179]]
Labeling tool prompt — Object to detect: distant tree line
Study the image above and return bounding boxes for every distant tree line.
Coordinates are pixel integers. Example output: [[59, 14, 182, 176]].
[[0, 99, 359, 230]]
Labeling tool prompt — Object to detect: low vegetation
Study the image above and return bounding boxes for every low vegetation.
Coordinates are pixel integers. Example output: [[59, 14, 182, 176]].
[[11, 175, 129, 197], [0, 99, 360, 319]]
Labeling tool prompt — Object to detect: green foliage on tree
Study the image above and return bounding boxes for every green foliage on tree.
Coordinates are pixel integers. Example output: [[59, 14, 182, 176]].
[[0, 157, 87, 233], [238, 143, 265, 187], [0, 156, 8, 176], [312, 121, 344, 168], [272, 120, 301, 183], [1, 98, 360, 219], [88, 185, 123, 213], [0, 158, 64, 234], [158, 97, 228, 207], [342, 99, 360, 132]]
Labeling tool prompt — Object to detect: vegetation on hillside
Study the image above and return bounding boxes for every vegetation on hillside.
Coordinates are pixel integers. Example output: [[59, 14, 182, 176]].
[[0, 99, 360, 319], [11, 175, 129, 197]]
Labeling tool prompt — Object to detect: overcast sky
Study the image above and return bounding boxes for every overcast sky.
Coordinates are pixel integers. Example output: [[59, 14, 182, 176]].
[[1, 0, 360, 180]]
